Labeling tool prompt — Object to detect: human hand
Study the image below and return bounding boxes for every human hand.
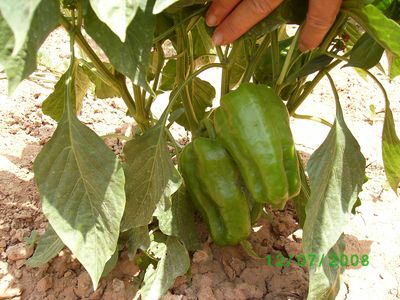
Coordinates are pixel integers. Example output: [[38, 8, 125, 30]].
[[206, 0, 343, 51]]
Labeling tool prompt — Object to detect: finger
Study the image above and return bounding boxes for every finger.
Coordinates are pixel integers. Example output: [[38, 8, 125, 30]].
[[299, 0, 342, 51], [211, 0, 284, 45], [206, 0, 241, 27]]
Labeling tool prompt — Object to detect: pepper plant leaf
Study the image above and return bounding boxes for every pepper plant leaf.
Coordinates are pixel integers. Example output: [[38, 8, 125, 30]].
[[342, 1, 400, 57], [382, 98, 400, 193], [303, 88, 366, 299], [345, 33, 384, 69], [89, 0, 144, 42], [42, 60, 91, 121], [121, 125, 182, 230], [85, 1, 155, 92], [141, 233, 190, 300], [0, 0, 43, 55], [0, 0, 59, 94], [33, 66, 126, 289], [27, 225, 64, 268], [307, 235, 346, 300], [157, 188, 201, 251]]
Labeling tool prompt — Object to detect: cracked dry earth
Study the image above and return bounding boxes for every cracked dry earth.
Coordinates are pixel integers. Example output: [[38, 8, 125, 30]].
[[1, 28, 400, 300]]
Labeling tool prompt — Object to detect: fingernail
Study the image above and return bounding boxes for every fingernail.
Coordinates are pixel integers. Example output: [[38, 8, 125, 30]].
[[206, 14, 217, 27], [212, 31, 224, 45]]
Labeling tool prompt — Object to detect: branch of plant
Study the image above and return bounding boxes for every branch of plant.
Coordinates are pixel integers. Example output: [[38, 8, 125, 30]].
[[286, 60, 341, 115], [146, 43, 165, 113], [242, 34, 271, 83], [293, 113, 333, 127], [160, 63, 224, 127], [276, 27, 301, 90], [176, 24, 199, 133], [60, 15, 152, 130]]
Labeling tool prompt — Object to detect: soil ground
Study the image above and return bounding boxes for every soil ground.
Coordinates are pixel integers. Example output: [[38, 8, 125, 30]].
[[0, 28, 399, 300]]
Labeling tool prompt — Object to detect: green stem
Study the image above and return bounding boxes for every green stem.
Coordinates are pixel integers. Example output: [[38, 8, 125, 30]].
[[287, 60, 341, 115], [60, 16, 150, 128], [146, 43, 165, 113], [216, 46, 229, 96], [160, 63, 223, 126], [271, 29, 280, 82], [276, 28, 301, 88], [242, 34, 271, 83], [293, 113, 333, 127], [176, 24, 198, 132], [365, 70, 390, 105]]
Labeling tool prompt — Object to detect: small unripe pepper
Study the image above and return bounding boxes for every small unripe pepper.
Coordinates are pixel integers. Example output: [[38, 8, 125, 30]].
[[179, 137, 252, 246], [214, 83, 300, 209]]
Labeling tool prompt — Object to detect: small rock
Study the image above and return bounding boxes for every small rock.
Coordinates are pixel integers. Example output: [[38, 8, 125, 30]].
[[192, 250, 210, 264], [74, 272, 92, 298], [161, 291, 183, 300], [197, 286, 216, 300], [0, 262, 7, 279], [36, 275, 53, 292], [15, 259, 26, 269], [292, 229, 303, 241], [0, 241, 6, 249], [112, 278, 125, 292], [13, 269, 22, 280], [0, 274, 22, 299], [0, 224, 10, 232], [6, 243, 33, 261]]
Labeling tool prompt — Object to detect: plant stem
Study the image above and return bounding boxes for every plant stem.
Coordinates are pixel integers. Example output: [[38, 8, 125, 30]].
[[59, 16, 151, 129], [293, 113, 333, 127], [160, 63, 223, 126], [287, 60, 341, 115], [146, 42, 165, 113], [216, 46, 229, 96], [276, 28, 301, 88], [242, 34, 271, 83], [271, 29, 280, 82], [176, 23, 198, 133]]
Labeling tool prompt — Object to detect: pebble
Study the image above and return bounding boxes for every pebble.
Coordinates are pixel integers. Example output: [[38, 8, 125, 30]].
[[36, 275, 53, 293], [0, 274, 22, 299], [6, 243, 33, 261]]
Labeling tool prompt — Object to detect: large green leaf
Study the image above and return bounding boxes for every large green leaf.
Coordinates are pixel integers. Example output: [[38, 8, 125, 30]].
[[382, 98, 400, 193], [89, 0, 144, 42], [157, 188, 201, 251], [342, 1, 400, 57], [42, 61, 90, 121], [141, 234, 190, 300], [85, 2, 155, 92], [0, 0, 41, 55], [27, 225, 64, 268], [121, 126, 182, 230], [346, 33, 384, 69], [307, 235, 346, 300], [303, 95, 366, 299], [33, 67, 126, 289], [0, 0, 59, 93]]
